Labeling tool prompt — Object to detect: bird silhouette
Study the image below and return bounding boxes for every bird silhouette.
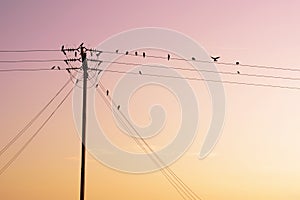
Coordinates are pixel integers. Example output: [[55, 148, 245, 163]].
[[66, 68, 70, 73], [143, 52, 146, 58], [117, 105, 120, 110], [75, 51, 77, 57], [237, 71, 240, 74], [57, 66, 61, 70], [167, 54, 170, 61], [236, 61, 240, 65], [135, 51, 138, 56], [61, 45, 66, 55], [116, 49, 119, 53], [106, 90, 109, 96], [139, 70, 142, 75], [192, 57, 196, 61], [96, 84, 99, 88], [51, 66, 55, 70], [211, 56, 220, 62], [125, 51, 129, 55]]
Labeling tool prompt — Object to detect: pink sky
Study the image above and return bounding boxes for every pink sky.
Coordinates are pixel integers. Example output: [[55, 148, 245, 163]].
[[1, 0, 300, 199]]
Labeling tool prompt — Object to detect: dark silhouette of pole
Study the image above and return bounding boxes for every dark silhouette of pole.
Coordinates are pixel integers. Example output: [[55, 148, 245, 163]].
[[80, 46, 88, 200]]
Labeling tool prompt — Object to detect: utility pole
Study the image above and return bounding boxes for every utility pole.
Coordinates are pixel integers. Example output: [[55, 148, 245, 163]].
[[80, 45, 88, 200], [61, 44, 88, 200]]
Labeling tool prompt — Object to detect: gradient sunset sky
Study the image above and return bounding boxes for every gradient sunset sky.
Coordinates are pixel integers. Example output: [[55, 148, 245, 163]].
[[1, 0, 300, 199]]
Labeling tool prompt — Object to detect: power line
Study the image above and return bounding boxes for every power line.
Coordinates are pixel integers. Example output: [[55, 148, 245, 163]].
[[0, 59, 66, 63], [0, 85, 74, 176], [0, 49, 60, 53], [96, 87, 189, 200], [89, 59, 300, 82], [86, 49, 300, 72], [0, 78, 72, 157], [90, 68, 300, 91], [96, 83, 202, 200], [0, 67, 80, 73]]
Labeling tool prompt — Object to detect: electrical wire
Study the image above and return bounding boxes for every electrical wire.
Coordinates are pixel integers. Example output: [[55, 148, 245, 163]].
[[0, 49, 60, 53], [96, 88, 189, 200], [87, 49, 300, 72], [90, 68, 300, 91], [88, 59, 300, 82], [0, 85, 74, 176], [96, 83, 202, 200], [0, 59, 65, 63], [0, 78, 72, 157]]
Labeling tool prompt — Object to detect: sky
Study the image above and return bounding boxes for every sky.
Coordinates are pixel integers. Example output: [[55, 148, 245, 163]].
[[1, 0, 300, 199]]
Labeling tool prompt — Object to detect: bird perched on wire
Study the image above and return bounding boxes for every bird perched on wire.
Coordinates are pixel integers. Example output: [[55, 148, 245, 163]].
[[167, 54, 170, 61], [125, 51, 129, 55], [211, 56, 220, 62], [115, 49, 119, 53], [237, 71, 240, 74], [106, 90, 109, 96], [236, 61, 240, 65], [51, 66, 55, 70], [192, 57, 196, 61], [117, 105, 120, 110], [143, 52, 146, 58], [135, 51, 138, 56], [57, 66, 61, 70], [139, 70, 142, 75]]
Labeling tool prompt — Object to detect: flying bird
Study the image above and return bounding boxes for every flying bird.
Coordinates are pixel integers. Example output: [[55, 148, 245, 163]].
[[167, 54, 170, 61], [211, 56, 220, 62], [106, 90, 109, 96], [135, 51, 138, 56], [143, 52, 146, 58]]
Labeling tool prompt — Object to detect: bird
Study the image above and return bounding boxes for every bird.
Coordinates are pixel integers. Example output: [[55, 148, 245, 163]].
[[57, 66, 61, 70], [117, 105, 120, 110], [75, 51, 77, 57], [96, 84, 99, 88], [61, 45, 66, 55], [211, 56, 220, 62], [139, 70, 142, 75], [115, 49, 119, 53], [237, 71, 240, 74], [106, 90, 109, 96], [135, 51, 138, 56], [192, 57, 196, 61], [167, 54, 170, 61], [125, 51, 129, 55], [143, 52, 146, 58], [236, 61, 239, 65], [66, 68, 70, 73], [51, 66, 55, 70]]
